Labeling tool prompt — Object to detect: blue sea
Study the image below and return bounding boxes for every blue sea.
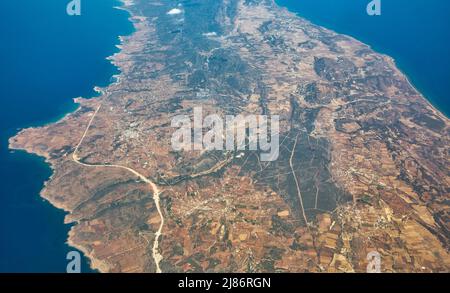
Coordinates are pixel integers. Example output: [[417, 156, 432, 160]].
[[276, 0, 450, 116], [0, 0, 132, 272], [0, 0, 448, 273]]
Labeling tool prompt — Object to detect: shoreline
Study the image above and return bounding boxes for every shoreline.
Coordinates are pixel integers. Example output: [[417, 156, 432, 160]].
[[274, 0, 449, 119], [7, 0, 448, 273], [8, 0, 138, 273], [12, 1, 133, 134]]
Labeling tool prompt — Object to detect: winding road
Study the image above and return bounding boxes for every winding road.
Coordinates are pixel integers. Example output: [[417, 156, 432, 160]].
[[72, 104, 164, 273]]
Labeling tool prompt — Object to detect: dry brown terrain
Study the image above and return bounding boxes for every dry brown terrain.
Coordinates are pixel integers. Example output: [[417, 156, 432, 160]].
[[9, 0, 450, 272]]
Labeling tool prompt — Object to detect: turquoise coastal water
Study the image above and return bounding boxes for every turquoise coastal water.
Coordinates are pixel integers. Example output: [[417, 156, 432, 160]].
[[0, 0, 133, 272], [277, 0, 450, 117]]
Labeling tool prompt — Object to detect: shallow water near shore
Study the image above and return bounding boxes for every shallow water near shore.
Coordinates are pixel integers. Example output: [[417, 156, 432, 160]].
[[276, 0, 450, 117], [0, 0, 133, 272]]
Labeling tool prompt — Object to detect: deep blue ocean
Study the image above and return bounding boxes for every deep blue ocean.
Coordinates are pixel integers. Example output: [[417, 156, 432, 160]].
[[0, 0, 448, 272], [276, 0, 450, 116], [0, 0, 132, 272]]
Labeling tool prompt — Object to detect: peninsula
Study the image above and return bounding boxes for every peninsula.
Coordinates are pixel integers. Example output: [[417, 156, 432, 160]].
[[10, 0, 450, 272]]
